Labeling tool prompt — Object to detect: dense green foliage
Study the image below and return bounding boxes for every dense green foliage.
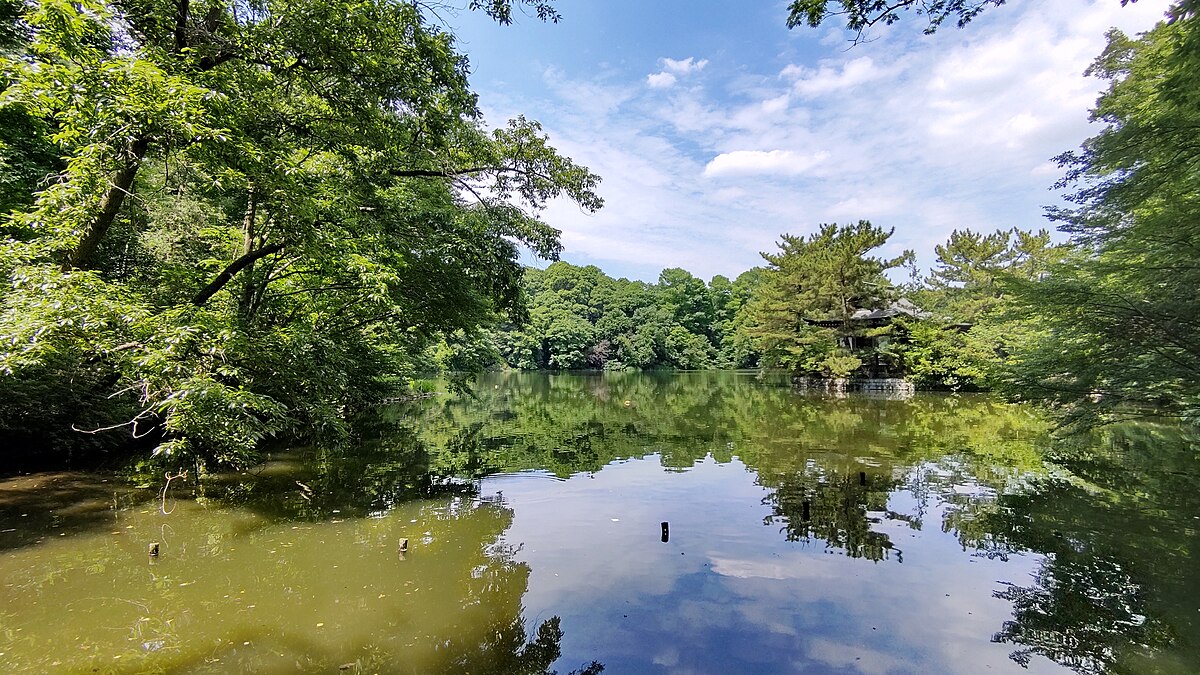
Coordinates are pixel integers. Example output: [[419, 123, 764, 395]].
[[429, 261, 764, 372], [896, 227, 1065, 389], [995, 10, 1200, 426], [743, 221, 913, 378], [445, 215, 1067, 398], [0, 0, 599, 465]]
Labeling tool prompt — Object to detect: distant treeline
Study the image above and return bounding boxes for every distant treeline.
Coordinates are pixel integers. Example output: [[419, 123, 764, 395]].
[[426, 222, 1063, 396], [429, 263, 763, 373]]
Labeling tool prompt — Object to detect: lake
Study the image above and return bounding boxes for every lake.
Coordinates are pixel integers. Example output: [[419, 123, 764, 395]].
[[1, 371, 1198, 673]]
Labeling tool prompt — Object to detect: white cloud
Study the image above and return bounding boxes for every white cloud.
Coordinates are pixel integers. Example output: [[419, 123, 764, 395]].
[[662, 56, 709, 74], [703, 149, 829, 178], [819, 27, 846, 47], [824, 194, 906, 220], [783, 56, 885, 96], [542, 66, 634, 119], [646, 71, 677, 88], [646, 56, 709, 90], [475, 0, 1170, 281], [760, 93, 790, 115], [710, 187, 748, 203], [655, 93, 729, 133], [1030, 161, 1062, 178]]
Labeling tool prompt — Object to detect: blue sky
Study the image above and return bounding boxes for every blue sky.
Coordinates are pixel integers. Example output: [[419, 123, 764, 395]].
[[446, 0, 1170, 283]]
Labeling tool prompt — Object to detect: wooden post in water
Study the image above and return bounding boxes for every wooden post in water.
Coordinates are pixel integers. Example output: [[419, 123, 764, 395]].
[[661, 521, 669, 543], [148, 542, 160, 558], [398, 538, 409, 560]]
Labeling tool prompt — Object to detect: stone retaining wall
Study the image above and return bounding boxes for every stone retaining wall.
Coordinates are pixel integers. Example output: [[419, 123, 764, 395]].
[[792, 377, 915, 398]]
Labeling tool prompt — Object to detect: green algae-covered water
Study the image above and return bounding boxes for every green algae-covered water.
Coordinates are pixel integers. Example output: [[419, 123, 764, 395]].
[[2, 372, 1198, 673]]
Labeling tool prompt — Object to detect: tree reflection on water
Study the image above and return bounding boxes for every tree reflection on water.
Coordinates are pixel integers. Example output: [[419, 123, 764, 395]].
[[5, 372, 1197, 673], [764, 470, 902, 562], [382, 372, 1198, 673], [1, 433, 607, 673], [947, 423, 1200, 673]]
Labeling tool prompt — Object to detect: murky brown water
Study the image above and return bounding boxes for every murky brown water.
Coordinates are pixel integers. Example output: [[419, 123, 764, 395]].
[[1, 491, 542, 673]]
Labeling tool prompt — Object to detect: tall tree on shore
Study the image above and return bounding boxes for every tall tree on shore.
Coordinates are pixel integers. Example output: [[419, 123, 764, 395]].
[[0, 0, 600, 464], [1001, 7, 1200, 426], [745, 222, 912, 377], [899, 228, 1065, 390]]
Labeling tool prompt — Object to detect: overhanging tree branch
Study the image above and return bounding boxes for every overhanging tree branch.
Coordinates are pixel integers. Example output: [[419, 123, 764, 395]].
[[192, 242, 287, 306], [389, 165, 547, 179]]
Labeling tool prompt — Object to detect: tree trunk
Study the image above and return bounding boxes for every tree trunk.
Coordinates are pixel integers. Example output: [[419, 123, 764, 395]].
[[174, 0, 190, 54], [64, 136, 150, 270], [236, 187, 258, 318]]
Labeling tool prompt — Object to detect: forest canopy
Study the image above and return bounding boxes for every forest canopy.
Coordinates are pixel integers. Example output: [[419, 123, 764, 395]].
[[0, 0, 600, 465]]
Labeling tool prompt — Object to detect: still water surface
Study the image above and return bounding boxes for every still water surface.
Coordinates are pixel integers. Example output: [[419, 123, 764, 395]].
[[1, 372, 1198, 673]]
